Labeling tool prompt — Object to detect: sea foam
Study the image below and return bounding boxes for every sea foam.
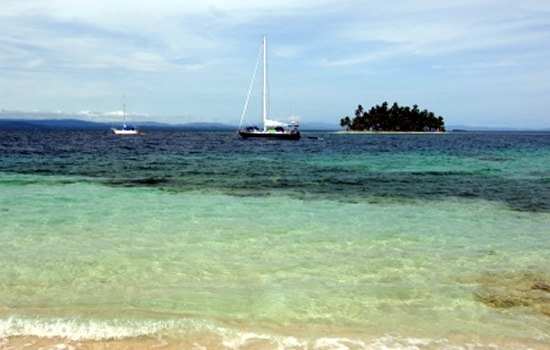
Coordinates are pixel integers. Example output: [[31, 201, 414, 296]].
[[0, 316, 180, 340]]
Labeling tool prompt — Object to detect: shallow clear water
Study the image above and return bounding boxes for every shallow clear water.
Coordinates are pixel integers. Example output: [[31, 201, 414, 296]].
[[0, 130, 549, 349]]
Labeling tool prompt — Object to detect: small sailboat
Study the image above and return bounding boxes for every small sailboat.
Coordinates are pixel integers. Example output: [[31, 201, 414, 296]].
[[238, 36, 301, 140], [112, 93, 139, 135]]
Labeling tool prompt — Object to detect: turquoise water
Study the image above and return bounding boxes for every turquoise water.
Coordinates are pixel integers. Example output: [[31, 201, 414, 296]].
[[0, 130, 549, 349]]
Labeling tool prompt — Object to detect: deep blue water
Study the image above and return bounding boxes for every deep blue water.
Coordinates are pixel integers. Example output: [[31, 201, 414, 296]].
[[1, 130, 550, 212]]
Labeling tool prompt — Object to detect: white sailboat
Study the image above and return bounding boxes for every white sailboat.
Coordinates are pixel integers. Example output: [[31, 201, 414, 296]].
[[238, 36, 301, 140], [112, 93, 139, 135]]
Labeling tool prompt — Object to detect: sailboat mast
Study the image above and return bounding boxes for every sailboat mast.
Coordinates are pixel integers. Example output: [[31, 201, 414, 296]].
[[262, 36, 267, 131], [122, 92, 127, 125]]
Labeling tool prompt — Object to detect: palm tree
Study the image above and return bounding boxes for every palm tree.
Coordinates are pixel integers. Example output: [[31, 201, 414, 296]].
[[340, 116, 351, 130]]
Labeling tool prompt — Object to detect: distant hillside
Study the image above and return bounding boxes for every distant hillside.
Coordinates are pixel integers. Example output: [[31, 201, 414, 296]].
[[447, 125, 550, 132], [0, 119, 235, 130], [0, 119, 111, 129], [0, 118, 340, 131], [177, 122, 235, 130], [300, 122, 339, 131]]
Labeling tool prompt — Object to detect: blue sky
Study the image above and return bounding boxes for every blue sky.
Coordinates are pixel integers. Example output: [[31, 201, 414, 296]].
[[1, 0, 549, 128]]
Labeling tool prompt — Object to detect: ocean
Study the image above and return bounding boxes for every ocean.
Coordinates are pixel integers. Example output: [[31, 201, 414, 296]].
[[0, 129, 549, 349]]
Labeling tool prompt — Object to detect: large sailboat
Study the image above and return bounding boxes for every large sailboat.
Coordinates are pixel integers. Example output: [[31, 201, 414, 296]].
[[112, 93, 139, 135], [238, 36, 301, 140]]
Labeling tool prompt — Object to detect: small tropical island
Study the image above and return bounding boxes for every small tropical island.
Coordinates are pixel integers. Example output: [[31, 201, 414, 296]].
[[340, 101, 446, 132]]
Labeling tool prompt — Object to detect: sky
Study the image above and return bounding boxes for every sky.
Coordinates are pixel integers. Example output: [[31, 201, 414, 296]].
[[1, 0, 549, 129]]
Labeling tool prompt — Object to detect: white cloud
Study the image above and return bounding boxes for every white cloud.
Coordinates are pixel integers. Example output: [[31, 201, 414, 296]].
[[321, 0, 550, 63]]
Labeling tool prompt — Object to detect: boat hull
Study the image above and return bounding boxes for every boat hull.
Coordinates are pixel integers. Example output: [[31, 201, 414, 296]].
[[112, 128, 139, 135], [238, 130, 301, 140]]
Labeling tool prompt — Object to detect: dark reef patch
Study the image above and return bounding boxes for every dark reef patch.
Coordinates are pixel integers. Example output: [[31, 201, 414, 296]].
[[473, 271, 550, 317]]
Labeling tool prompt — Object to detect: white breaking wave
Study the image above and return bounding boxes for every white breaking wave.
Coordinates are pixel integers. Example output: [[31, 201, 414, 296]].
[[0, 316, 183, 340], [0, 316, 507, 349]]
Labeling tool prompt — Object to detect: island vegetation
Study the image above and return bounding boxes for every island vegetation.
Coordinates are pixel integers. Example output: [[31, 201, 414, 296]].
[[340, 102, 445, 132]]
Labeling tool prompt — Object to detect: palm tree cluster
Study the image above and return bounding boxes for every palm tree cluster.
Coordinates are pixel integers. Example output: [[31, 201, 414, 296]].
[[340, 102, 445, 132]]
